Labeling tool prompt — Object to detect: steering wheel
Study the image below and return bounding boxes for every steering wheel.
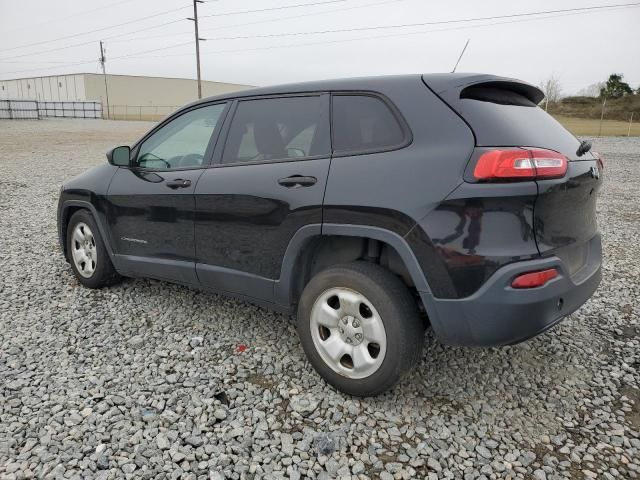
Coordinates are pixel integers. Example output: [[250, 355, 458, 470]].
[[179, 153, 204, 167], [138, 152, 171, 169]]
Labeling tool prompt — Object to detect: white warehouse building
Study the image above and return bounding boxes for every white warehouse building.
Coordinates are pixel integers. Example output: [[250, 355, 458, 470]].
[[0, 73, 251, 119], [0, 73, 251, 104]]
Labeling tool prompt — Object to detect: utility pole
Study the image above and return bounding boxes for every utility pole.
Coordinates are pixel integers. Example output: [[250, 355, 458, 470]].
[[99, 41, 111, 119], [452, 39, 470, 73], [188, 0, 204, 99]]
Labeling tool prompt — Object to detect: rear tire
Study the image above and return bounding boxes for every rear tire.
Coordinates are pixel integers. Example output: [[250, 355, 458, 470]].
[[66, 210, 121, 289], [297, 261, 424, 396]]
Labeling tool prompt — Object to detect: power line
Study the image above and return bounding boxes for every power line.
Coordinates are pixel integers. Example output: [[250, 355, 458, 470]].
[[110, 42, 194, 61], [0, 19, 185, 61], [0, 5, 191, 53], [196, 2, 640, 42], [0, 60, 99, 77], [1, 59, 87, 65], [205, 0, 402, 29], [135, 4, 637, 59], [107, 0, 405, 44], [55, 0, 634, 62], [1, 2, 637, 78], [1, 0, 136, 35], [199, 0, 348, 18], [0, 0, 353, 60], [0, 41, 193, 77]]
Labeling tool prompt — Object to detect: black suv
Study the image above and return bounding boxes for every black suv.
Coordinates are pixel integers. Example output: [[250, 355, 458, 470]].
[[58, 73, 603, 396]]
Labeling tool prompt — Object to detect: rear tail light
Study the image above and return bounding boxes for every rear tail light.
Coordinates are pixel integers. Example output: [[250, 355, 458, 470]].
[[593, 151, 605, 170], [473, 148, 568, 181], [511, 268, 558, 289]]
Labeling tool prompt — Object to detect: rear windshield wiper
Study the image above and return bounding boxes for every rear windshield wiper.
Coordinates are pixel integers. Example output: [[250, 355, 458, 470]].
[[576, 140, 592, 157]]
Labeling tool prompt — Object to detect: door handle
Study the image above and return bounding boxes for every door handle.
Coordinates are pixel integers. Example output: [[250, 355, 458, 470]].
[[277, 175, 317, 188], [166, 178, 192, 189]]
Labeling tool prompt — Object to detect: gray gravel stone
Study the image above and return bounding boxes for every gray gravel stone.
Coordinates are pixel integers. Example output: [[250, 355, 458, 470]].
[[0, 121, 638, 480], [533, 469, 547, 480], [352, 460, 365, 474], [427, 457, 442, 472], [476, 445, 492, 459], [185, 436, 204, 447], [280, 433, 294, 456], [96, 454, 110, 470], [314, 432, 337, 456], [290, 395, 320, 415], [156, 433, 171, 450], [213, 408, 227, 420], [520, 451, 537, 467]]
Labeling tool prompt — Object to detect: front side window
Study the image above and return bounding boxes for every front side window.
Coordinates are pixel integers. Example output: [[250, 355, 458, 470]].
[[136, 103, 226, 169], [222, 96, 329, 164], [332, 94, 405, 154]]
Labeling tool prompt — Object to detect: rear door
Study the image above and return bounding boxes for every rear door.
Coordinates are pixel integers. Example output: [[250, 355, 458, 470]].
[[106, 103, 228, 284], [194, 94, 331, 302]]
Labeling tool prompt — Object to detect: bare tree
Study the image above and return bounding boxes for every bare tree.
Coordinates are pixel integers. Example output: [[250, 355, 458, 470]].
[[577, 82, 606, 97], [539, 75, 562, 110]]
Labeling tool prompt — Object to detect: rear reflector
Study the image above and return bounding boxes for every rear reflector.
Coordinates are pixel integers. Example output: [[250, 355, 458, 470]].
[[511, 268, 559, 289], [474, 148, 568, 181]]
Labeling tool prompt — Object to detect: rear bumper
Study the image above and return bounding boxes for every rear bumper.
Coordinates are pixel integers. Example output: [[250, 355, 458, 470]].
[[422, 234, 602, 346]]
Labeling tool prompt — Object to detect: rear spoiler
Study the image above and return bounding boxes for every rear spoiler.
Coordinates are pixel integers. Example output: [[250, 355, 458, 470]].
[[422, 73, 544, 106]]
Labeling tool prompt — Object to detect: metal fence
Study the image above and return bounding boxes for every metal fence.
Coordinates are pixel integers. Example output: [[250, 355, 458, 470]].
[[0, 99, 103, 120], [39, 101, 102, 119], [104, 105, 180, 122], [0, 101, 175, 122], [0, 99, 39, 119]]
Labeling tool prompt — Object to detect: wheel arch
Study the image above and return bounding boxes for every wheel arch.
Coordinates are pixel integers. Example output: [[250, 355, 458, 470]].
[[59, 200, 115, 261], [275, 223, 438, 322]]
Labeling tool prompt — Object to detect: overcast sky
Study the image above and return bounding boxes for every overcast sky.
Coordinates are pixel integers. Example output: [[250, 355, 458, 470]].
[[1, 0, 638, 94]]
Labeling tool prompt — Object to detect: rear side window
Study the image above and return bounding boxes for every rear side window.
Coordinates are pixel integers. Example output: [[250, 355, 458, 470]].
[[222, 95, 329, 164], [332, 94, 405, 154], [456, 84, 580, 157]]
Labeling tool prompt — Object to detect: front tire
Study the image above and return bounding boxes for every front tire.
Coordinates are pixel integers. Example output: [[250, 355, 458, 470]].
[[297, 261, 424, 396], [66, 210, 120, 288]]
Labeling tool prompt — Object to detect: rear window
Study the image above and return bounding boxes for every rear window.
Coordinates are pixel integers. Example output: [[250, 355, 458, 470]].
[[332, 94, 406, 154], [457, 85, 580, 158], [222, 95, 329, 164]]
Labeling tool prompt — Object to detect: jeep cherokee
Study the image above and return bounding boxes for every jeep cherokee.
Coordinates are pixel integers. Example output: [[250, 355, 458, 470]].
[[57, 73, 603, 396]]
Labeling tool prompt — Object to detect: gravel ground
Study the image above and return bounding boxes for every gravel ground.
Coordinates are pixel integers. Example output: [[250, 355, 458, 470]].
[[0, 119, 638, 480]]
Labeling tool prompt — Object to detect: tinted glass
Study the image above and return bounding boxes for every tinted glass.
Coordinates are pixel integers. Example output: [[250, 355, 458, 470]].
[[457, 86, 580, 158], [137, 103, 226, 169], [222, 96, 329, 164], [332, 95, 405, 153]]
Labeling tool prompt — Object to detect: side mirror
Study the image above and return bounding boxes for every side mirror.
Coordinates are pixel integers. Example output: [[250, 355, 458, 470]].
[[107, 145, 131, 166]]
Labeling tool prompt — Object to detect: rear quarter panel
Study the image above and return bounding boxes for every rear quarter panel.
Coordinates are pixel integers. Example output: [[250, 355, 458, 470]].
[[323, 77, 475, 238], [535, 160, 602, 277]]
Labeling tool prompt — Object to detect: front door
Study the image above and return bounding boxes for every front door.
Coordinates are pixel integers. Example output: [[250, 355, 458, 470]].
[[106, 103, 228, 284], [194, 94, 331, 302]]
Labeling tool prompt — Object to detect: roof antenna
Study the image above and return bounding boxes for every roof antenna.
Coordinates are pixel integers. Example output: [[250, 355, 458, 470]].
[[451, 39, 470, 73]]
